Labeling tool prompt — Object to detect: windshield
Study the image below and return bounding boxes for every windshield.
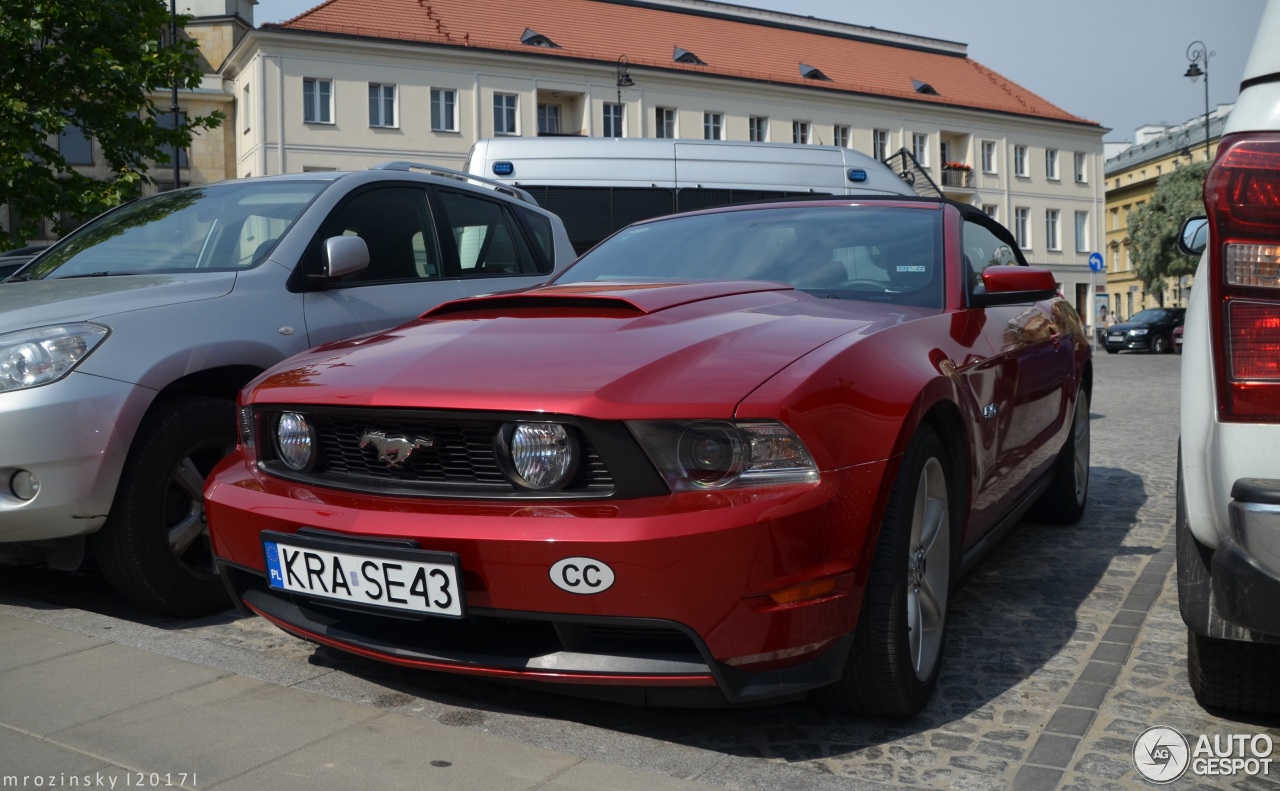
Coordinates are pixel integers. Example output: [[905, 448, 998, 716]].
[[552, 204, 944, 308], [25, 181, 327, 280]]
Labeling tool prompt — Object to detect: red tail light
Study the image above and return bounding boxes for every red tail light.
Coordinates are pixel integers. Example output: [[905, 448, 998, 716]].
[[1205, 134, 1280, 421]]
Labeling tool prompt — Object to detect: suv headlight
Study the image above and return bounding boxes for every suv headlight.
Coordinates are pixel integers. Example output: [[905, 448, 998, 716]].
[[628, 420, 819, 491], [0, 324, 109, 392]]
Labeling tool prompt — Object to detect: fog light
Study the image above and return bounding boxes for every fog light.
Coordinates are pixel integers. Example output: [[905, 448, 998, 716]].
[[275, 412, 316, 471], [497, 422, 578, 490], [10, 470, 39, 501]]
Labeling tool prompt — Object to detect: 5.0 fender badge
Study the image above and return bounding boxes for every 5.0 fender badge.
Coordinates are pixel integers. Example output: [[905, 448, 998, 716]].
[[550, 557, 615, 594]]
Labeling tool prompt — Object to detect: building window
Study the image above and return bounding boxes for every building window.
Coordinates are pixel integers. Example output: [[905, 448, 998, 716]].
[[1045, 148, 1059, 180], [793, 120, 810, 144], [833, 125, 850, 148], [431, 88, 457, 132], [242, 85, 251, 133], [981, 141, 996, 174], [303, 78, 333, 124], [537, 104, 562, 135], [912, 132, 928, 165], [1112, 249, 1119, 273], [982, 204, 998, 220], [602, 102, 623, 137], [1014, 145, 1028, 177], [1045, 209, 1061, 251], [1075, 211, 1089, 252], [703, 112, 723, 140], [59, 125, 93, 165], [873, 129, 889, 161], [368, 83, 396, 128], [1109, 208, 1118, 230], [749, 116, 768, 142], [1014, 207, 1030, 249], [655, 107, 676, 138], [1074, 151, 1087, 183], [156, 111, 189, 169], [494, 93, 518, 135]]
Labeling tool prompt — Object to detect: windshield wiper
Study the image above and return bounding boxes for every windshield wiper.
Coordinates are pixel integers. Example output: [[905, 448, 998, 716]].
[[54, 271, 116, 279]]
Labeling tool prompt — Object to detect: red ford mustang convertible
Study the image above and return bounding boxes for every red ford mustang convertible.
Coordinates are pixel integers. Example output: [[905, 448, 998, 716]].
[[206, 198, 1092, 715]]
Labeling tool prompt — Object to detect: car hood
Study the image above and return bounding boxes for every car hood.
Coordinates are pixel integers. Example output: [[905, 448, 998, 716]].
[[0, 273, 236, 333], [250, 281, 907, 418]]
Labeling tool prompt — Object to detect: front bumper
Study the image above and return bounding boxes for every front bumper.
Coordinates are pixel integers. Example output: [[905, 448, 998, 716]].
[[1102, 332, 1149, 351], [206, 450, 889, 704], [1211, 478, 1280, 635], [0, 372, 152, 543]]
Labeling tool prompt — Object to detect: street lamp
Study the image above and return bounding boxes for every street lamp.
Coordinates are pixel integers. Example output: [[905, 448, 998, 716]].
[[615, 56, 634, 107], [1184, 40, 1214, 161], [169, 0, 180, 191]]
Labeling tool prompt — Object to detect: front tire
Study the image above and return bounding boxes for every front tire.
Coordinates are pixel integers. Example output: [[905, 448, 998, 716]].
[[1029, 386, 1089, 524], [94, 397, 235, 616], [1188, 631, 1280, 714], [1150, 333, 1169, 354], [826, 425, 955, 717]]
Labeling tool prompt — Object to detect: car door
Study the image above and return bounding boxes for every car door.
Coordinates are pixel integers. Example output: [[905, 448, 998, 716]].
[[959, 215, 1070, 541], [299, 184, 466, 346]]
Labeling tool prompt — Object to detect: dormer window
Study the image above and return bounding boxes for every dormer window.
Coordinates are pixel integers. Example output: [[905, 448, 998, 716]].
[[520, 28, 560, 48], [673, 47, 706, 66], [912, 79, 939, 95], [799, 63, 831, 81]]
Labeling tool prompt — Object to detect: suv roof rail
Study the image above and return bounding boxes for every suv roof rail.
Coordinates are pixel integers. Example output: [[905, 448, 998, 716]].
[[372, 161, 536, 204]]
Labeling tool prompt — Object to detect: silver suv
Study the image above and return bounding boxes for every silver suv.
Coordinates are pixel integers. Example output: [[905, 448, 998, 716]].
[[0, 163, 574, 615], [1177, 0, 1280, 714]]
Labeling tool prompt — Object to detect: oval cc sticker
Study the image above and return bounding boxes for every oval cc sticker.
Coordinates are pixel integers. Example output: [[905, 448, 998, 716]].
[[550, 557, 615, 594]]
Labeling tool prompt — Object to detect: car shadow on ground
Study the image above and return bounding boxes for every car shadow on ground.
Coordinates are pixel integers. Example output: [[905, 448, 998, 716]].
[[0, 465, 1150, 766]]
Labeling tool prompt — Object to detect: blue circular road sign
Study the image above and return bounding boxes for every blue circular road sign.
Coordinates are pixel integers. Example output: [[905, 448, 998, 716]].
[[1088, 252, 1105, 273]]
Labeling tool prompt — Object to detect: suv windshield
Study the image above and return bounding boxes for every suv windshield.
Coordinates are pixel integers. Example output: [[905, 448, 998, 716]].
[[553, 204, 944, 308], [25, 181, 327, 280]]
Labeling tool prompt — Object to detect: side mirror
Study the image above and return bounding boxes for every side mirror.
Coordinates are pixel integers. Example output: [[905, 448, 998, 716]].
[[970, 266, 1059, 307], [322, 236, 370, 279], [1179, 217, 1208, 256]]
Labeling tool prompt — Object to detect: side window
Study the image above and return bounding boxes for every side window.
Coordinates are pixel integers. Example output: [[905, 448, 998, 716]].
[[436, 191, 538, 277], [513, 206, 555, 274], [311, 186, 441, 284], [962, 218, 1020, 293]]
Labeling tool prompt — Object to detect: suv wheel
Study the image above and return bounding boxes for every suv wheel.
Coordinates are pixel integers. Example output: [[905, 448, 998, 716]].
[[1188, 631, 1280, 714], [94, 397, 234, 616]]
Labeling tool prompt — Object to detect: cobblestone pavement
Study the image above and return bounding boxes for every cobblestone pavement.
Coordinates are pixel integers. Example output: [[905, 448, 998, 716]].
[[3, 350, 1278, 790]]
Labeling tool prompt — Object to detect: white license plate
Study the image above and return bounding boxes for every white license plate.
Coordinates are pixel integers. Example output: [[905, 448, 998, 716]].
[[1108, 334, 1124, 341], [263, 534, 463, 618]]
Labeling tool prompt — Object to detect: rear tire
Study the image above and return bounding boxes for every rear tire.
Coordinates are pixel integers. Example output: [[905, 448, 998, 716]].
[[1028, 387, 1089, 524], [94, 397, 235, 616], [1188, 630, 1280, 714], [825, 425, 955, 717]]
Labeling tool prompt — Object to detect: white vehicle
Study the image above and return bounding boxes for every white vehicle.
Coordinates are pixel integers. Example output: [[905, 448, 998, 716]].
[[465, 137, 916, 252], [1177, 0, 1280, 714]]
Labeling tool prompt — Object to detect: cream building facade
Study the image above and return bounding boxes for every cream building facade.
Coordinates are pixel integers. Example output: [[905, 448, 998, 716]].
[[217, 0, 1106, 320]]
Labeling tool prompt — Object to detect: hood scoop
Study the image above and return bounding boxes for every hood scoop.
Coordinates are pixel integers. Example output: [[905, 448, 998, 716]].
[[422, 281, 791, 320]]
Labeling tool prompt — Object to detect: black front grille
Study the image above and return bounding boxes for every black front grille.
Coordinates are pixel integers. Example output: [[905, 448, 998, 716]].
[[260, 408, 616, 499]]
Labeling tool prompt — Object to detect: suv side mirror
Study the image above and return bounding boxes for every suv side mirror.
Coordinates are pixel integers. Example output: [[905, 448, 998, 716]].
[[1179, 217, 1208, 256], [322, 236, 370, 279]]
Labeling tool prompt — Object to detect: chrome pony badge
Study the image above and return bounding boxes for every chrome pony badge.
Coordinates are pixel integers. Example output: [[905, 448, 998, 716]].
[[359, 430, 434, 469]]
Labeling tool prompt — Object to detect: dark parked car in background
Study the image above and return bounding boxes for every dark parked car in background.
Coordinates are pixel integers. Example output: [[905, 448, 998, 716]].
[[0, 244, 50, 281], [1102, 307, 1185, 353]]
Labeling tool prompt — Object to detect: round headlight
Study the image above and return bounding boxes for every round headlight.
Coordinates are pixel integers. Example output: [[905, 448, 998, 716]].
[[275, 412, 316, 471], [678, 422, 744, 488], [498, 423, 578, 491]]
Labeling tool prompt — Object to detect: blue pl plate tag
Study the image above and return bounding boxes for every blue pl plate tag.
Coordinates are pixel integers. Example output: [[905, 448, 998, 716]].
[[264, 541, 283, 587]]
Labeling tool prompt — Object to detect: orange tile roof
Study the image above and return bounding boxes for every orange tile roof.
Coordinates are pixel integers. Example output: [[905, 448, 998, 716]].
[[270, 0, 1096, 126]]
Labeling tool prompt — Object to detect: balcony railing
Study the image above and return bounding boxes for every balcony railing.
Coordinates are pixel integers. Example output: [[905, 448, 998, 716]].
[[940, 168, 972, 189]]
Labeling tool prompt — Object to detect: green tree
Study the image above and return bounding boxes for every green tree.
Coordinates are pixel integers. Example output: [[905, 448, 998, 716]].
[[1129, 161, 1210, 305], [0, 0, 223, 246]]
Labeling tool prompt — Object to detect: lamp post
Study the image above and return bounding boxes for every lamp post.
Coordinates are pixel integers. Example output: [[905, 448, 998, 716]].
[[614, 56, 634, 139], [1184, 41, 1215, 161], [169, 0, 180, 191]]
